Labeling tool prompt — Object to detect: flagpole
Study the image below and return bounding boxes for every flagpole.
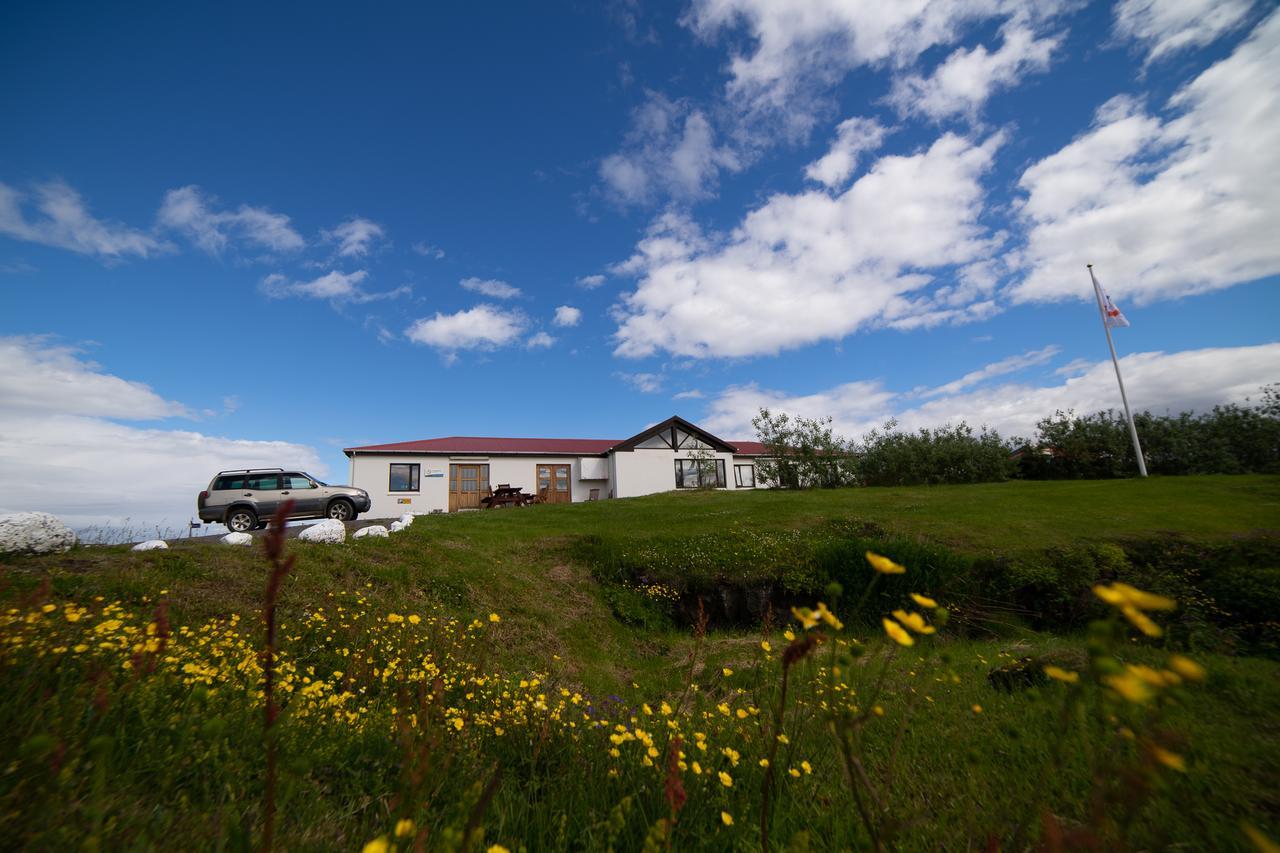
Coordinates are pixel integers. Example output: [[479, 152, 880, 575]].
[[1088, 264, 1147, 477]]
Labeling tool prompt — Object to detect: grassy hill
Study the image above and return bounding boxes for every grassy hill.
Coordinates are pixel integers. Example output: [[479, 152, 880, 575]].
[[2, 476, 1278, 849]]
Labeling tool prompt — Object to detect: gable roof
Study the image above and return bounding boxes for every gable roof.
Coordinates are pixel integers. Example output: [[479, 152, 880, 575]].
[[610, 415, 739, 454]]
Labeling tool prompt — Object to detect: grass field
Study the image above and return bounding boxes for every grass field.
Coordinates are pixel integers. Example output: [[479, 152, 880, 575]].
[[2, 476, 1278, 849]]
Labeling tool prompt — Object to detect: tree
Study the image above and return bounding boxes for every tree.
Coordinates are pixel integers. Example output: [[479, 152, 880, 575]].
[[751, 409, 857, 489]]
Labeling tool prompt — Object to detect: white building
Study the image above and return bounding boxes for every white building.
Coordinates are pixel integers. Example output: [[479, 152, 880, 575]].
[[344, 416, 766, 516]]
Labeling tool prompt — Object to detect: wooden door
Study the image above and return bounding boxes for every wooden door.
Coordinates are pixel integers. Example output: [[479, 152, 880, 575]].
[[535, 464, 571, 504], [448, 464, 489, 511]]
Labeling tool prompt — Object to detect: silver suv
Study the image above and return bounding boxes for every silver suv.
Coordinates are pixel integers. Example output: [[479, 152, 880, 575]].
[[198, 469, 372, 532]]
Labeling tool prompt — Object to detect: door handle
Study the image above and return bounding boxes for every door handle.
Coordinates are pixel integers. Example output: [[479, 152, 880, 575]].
[[281, 491, 290, 495], [244, 492, 253, 496]]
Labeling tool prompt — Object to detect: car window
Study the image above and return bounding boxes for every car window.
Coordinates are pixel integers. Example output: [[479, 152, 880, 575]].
[[246, 474, 281, 491], [214, 475, 246, 490], [284, 474, 316, 489]]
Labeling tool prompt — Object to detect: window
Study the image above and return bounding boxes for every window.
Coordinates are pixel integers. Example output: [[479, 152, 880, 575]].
[[389, 463, 420, 492], [675, 458, 726, 489], [283, 474, 316, 490], [214, 475, 247, 491], [246, 474, 281, 491], [734, 464, 755, 488]]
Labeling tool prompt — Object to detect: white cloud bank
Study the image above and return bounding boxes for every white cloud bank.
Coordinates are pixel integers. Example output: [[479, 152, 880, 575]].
[[1011, 10, 1280, 305], [460, 277, 522, 299], [553, 305, 582, 327], [405, 305, 528, 355], [1114, 0, 1256, 63], [702, 342, 1280, 442], [0, 181, 170, 259], [261, 270, 409, 303], [158, 185, 305, 254], [612, 132, 1003, 358], [323, 217, 386, 257], [0, 336, 323, 531]]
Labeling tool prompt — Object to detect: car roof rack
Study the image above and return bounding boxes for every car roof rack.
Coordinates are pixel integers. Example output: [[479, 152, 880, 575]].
[[215, 468, 285, 476]]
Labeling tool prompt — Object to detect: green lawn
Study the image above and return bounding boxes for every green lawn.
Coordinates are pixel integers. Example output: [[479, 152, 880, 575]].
[[1, 476, 1277, 849]]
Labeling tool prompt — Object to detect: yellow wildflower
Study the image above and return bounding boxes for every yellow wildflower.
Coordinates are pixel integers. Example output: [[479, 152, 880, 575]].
[[489, 613, 501, 623], [1168, 655, 1207, 682], [882, 618, 914, 647], [1151, 745, 1186, 772], [1104, 672, 1154, 704], [801, 760, 812, 774], [722, 667, 734, 677], [791, 606, 820, 630], [816, 602, 843, 630], [395, 819, 415, 838], [408, 614, 421, 625], [760, 640, 772, 653], [784, 629, 796, 641], [910, 593, 938, 608], [1092, 583, 1175, 612], [891, 609, 936, 635], [719, 771, 733, 787], [362, 837, 390, 853], [721, 811, 734, 827], [386, 614, 404, 624], [759, 758, 769, 768], [789, 768, 801, 778], [866, 551, 906, 574], [488, 846, 511, 853], [1043, 666, 1079, 684], [451, 717, 464, 730], [971, 704, 983, 714], [1242, 823, 1280, 853], [1120, 605, 1163, 638], [41, 604, 56, 613]]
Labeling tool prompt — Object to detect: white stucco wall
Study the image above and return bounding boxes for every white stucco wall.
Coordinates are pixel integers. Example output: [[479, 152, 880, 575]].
[[349, 453, 611, 517], [609, 448, 742, 498]]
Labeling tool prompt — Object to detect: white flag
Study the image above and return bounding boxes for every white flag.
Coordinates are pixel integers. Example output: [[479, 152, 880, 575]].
[[1090, 269, 1130, 328]]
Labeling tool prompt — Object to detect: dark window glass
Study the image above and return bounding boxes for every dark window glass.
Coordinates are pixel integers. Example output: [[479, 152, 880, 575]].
[[284, 474, 316, 489], [735, 465, 755, 488], [675, 459, 726, 488], [214, 475, 247, 491], [246, 474, 281, 491], [389, 463, 420, 492]]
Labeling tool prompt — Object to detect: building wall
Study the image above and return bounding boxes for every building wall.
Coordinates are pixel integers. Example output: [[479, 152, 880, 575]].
[[610, 448, 742, 498], [349, 453, 610, 517]]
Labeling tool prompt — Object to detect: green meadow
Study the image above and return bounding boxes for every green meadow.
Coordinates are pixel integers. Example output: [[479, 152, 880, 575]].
[[2, 475, 1278, 850]]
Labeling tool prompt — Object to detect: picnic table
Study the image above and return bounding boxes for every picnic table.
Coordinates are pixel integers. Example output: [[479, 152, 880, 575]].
[[480, 485, 534, 509]]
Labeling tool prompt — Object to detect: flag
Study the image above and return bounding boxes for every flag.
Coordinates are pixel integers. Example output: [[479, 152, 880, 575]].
[[1090, 268, 1130, 328]]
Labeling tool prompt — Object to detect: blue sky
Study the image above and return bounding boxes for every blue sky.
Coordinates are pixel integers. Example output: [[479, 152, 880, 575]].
[[2, 0, 1277, 528]]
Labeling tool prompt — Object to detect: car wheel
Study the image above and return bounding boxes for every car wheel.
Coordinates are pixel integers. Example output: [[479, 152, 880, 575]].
[[327, 499, 354, 521], [227, 508, 258, 533]]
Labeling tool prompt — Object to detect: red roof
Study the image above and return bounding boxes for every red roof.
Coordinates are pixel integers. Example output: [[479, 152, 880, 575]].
[[345, 436, 767, 456]]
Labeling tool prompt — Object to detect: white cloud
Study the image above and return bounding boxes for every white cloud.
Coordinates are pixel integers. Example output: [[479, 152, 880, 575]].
[[600, 92, 741, 206], [804, 117, 890, 187], [702, 342, 1280, 442], [405, 304, 528, 352], [157, 185, 304, 254], [616, 372, 663, 393], [577, 274, 607, 289], [553, 305, 583, 327], [683, 0, 1068, 140], [323, 217, 386, 257], [673, 389, 706, 400], [887, 23, 1059, 121], [1114, 0, 1255, 63], [412, 241, 445, 259], [917, 344, 1060, 397], [0, 180, 169, 259], [261, 270, 409, 303], [460, 277, 522, 299], [0, 336, 323, 530], [1010, 11, 1280, 306], [0, 336, 190, 419], [527, 331, 556, 349], [612, 132, 1004, 358]]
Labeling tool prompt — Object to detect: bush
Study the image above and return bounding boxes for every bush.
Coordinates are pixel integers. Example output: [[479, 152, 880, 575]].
[[856, 420, 1016, 486]]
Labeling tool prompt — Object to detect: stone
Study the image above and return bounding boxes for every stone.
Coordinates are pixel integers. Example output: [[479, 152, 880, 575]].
[[0, 511, 77, 555], [298, 519, 346, 544], [131, 540, 169, 552], [221, 532, 254, 547], [353, 525, 389, 539], [389, 520, 405, 533]]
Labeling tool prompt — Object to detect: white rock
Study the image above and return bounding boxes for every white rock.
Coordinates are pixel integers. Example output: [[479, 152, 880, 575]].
[[353, 525, 389, 539], [0, 511, 78, 555], [398, 513, 415, 527], [298, 519, 346, 544], [388, 520, 405, 533], [131, 540, 169, 552], [220, 532, 254, 547]]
